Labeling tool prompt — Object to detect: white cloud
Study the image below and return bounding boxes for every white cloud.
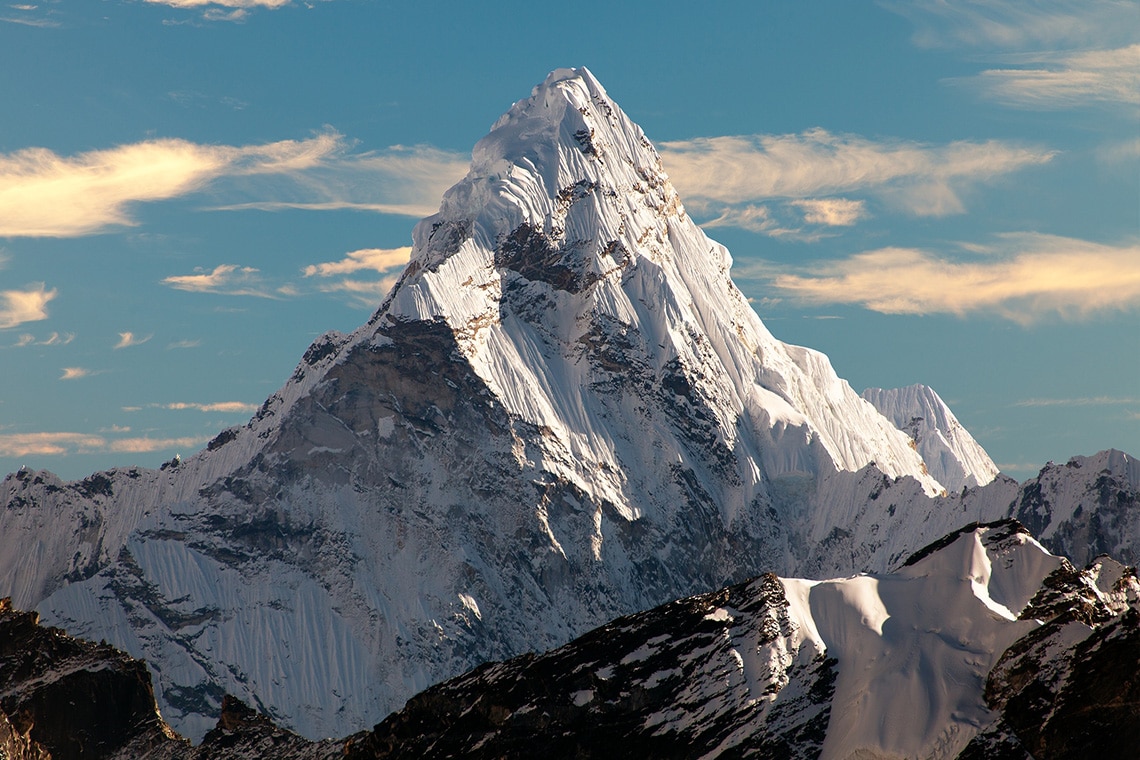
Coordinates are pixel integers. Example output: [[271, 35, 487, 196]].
[[313, 277, 403, 308], [8, 331, 74, 348], [883, 0, 1138, 51], [0, 429, 208, 457], [214, 145, 469, 219], [1015, 396, 1140, 408], [791, 198, 866, 226], [302, 246, 412, 277], [147, 0, 291, 7], [0, 283, 55, 329], [167, 339, 201, 349], [302, 246, 412, 307], [60, 367, 93, 380], [162, 264, 273, 297], [659, 130, 1054, 223], [958, 45, 1140, 109], [146, 0, 291, 21], [0, 132, 343, 237], [114, 331, 153, 349], [0, 432, 107, 457], [108, 436, 207, 454], [765, 233, 1140, 324], [161, 401, 259, 413]]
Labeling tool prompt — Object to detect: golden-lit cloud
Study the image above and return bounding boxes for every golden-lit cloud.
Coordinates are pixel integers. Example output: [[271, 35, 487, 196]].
[[114, 331, 153, 349], [885, 0, 1136, 50], [60, 367, 93, 380], [161, 401, 259, 413], [0, 430, 208, 457], [215, 146, 469, 219], [302, 246, 412, 307], [147, 0, 291, 8], [791, 198, 866, 226], [659, 130, 1054, 220], [302, 247, 412, 277], [0, 283, 55, 329], [312, 277, 403, 309], [0, 432, 107, 457], [765, 233, 1140, 324], [8, 332, 74, 348], [962, 45, 1140, 109], [1014, 396, 1140, 408], [0, 132, 343, 237], [162, 264, 272, 297]]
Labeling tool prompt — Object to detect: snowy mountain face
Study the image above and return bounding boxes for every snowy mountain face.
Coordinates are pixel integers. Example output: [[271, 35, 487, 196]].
[[5, 522, 1135, 759], [342, 521, 1140, 760], [0, 68, 1134, 743], [862, 384, 999, 491]]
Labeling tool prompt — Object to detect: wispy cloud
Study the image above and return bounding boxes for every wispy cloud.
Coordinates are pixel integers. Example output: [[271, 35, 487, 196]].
[[8, 332, 73, 348], [167, 339, 201, 350], [762, 233, 1140, 324], [302, 246, 412, 277], [884, 2, 1139, 111], [60, 367, 94, 380], [883, 0, 1137, 50], [0, 431, 207, 457], [790, 198, 866, 226], [0, 135, 468, 238], [0, 432, 107, 457], [160, 401, 259, 413], [114, 331, 153, 349], [162, 264, 275, 297], [302, 246, 412, 307], [1014, 396, 1140, 408], [146, 0, 291, 22], [659, 130, 1054, 231], [955, 45, 1140, 109], [0, 3, 59, 27], [0, 283, 55, 329], [213, 145, 469, 218], [0, 132, 343, 237]]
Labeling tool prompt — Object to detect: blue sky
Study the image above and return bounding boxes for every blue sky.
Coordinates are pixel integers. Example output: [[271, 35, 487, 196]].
[[1, 0, 1137, 481]]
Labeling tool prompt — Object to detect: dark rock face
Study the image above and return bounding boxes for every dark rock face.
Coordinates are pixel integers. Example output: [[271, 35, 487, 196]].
[[345, 574, 832, 760], [0, 597, 178, 760]]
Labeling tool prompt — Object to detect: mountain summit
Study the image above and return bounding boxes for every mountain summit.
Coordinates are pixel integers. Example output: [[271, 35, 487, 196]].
[[2, 68, 1030, 740]]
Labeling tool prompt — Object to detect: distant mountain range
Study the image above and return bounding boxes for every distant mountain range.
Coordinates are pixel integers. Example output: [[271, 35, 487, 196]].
[[1, 68, 1136, 756]]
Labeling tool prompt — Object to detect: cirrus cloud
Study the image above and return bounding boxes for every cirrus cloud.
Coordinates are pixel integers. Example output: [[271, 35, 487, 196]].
[[0, 132, 344, 238], [763, 233, 1140, 324], [0, 283, 55, 329], [161, 264, 277, 297], [160, 401, 259, 413], [659, 130, 1055, 227], [114, 332, 153, 349], [0, 431, 208, 457], [958, 45, 1140, 109]]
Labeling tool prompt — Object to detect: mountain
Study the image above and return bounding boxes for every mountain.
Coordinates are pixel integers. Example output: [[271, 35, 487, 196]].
[[4, 521, 1136, 759], [344, 521, 1140, 760], [0, 67, 1135, 742], [862, 384, 999, 491]]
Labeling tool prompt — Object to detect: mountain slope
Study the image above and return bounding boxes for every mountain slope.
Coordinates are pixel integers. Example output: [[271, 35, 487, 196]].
[[862, 384, 1000, 491], [349, 521, 1140, 760], [0, 68, 1127, 742]]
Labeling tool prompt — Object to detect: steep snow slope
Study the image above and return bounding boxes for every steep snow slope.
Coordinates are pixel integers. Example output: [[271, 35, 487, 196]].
[[862, 384, 999, 490], [0, 69, 1105, 742]]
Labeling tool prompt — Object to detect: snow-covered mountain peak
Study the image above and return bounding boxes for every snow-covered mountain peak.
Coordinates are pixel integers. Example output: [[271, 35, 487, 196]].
[[862, 383, 999, 490], [369, 66, 941, 499]]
